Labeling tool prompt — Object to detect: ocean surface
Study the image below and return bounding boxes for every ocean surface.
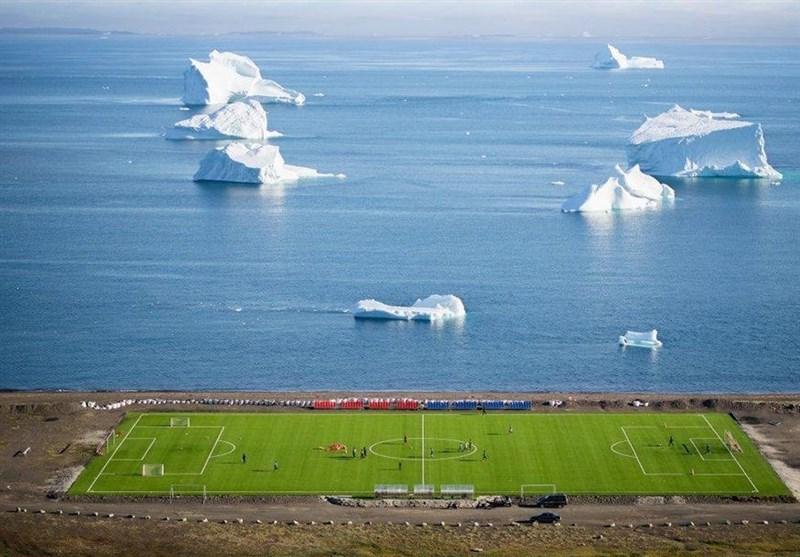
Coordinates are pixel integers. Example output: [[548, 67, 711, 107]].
[[0, 35, 798, 392]]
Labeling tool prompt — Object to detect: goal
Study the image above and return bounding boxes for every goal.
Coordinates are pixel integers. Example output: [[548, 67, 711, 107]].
[[96, 429, 116, 455], [170, 484, 207, 503], [170, 417, 191, 427], [520, 484, 557, 498], [142, 463, 164, 477]]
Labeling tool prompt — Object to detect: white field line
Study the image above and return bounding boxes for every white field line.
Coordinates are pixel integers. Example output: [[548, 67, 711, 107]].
[[689, 437, 735, 462], [209, 440, 237, 459], [167, 426, 225, 476], [88, 414, 144, 493], [200, 427, 224, 475], [701, 414, 758, 493], [87, 486, 760, 496], [620, 426, 648, 476], [113, 437, 156, 462], [610, 440, 637, 459], [620, 426, 683, 476], [134, 425, 220, 429], [421, 414, 425, 486]]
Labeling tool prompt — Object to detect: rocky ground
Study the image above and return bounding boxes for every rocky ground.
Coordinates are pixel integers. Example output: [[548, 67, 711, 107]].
[[1, 390, 799, 556]]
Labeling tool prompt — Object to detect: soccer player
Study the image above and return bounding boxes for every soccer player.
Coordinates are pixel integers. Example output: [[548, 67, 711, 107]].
[[273, 460, 278, 471], [242, 453, 247, 464], [482, 449, 488, 460], [398, 461, 402, 471], [669, 435, 674, 447], [430, 448, 434, 457], [403, 433, 408, 444], [508, 425, 513, 434]]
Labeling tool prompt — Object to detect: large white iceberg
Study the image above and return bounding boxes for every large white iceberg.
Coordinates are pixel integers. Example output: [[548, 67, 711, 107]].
[[166, 100, 282, 140], [592, 44, 664, 70], [626, 105, 782, 180], [193, 143, 338, 185], [182, 50, 305, 106], [353, 295, 466, 322], [619, 329, 663, 349], [561, 166, 673, 213]]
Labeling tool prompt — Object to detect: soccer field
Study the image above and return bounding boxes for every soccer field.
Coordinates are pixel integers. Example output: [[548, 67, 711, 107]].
[[69, 411, 789, 497]]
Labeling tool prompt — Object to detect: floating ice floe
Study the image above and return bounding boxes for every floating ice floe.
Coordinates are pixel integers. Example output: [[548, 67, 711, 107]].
[[194, 143, 341, 185], [592, 44, 664, 70], [182, 50, 305, 106], [353, 295, 466, 322], [166, 100, 282, 140], [560, 165, 673, 213], [619, 329, 663, 349], [626, 105, 782, 180]]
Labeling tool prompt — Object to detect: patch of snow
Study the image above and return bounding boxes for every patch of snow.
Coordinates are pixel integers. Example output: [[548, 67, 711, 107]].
[[182, 50, 305, 106], [353, 295, 466, 322], [592, 44, 664, 70], [193, 143, 339, 185], [627, 105, 782, 180], [166, 100, 282, 140]]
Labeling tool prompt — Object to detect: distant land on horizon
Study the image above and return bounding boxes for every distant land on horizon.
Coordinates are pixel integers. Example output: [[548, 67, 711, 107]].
[[1, 26, 798, 44]]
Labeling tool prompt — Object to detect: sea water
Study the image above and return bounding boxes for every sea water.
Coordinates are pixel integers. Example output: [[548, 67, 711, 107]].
[[0, 35, 798, 392]]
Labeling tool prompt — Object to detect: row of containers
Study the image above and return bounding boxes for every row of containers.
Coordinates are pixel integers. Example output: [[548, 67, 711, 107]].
[[312, 398, 533, 411]]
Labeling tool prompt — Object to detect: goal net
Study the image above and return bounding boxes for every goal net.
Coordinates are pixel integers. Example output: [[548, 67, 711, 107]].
[[724, 431, 743, 453], [142, 463, 164, 477], [170, 484, 207, 503], [170, 417, 190, 427], [96, 429, 116, 455], [520, 484, 557, 498]]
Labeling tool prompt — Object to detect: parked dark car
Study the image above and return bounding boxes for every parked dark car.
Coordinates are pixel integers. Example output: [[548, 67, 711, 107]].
[[531, 512, 561, 524], [534, 493, 568, 508]]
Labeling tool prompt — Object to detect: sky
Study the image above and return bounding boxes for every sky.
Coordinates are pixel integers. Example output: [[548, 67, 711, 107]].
[[1, 0, 799, 41]]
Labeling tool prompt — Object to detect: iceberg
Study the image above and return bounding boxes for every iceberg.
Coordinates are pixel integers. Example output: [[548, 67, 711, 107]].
[[626, 105, 782, 180], [193, 143, 338, 185], [614, 164, 675, 202], [561, 177, 655, 213], [166, 100, 282, 140], [561, 164, 675, 213], [592, 44, 664, 70], [353, 295, 466, 322], [619, 329, 662, 349], [182, 50, 305, 106]]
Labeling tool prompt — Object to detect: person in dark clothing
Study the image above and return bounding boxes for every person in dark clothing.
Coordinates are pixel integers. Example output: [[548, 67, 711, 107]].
[[241, 453, 247, 464]]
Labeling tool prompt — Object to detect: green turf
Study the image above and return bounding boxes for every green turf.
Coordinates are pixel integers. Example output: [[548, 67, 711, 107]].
[[69, 411, 789, 497]]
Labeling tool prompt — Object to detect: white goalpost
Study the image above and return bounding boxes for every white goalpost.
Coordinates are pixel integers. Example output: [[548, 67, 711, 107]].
[[96, 429, 116, 455], [520, 484, 557, 498], [169, 417, 190, 427], [170, 484, 207, 503], [142, 463, 164, 477]]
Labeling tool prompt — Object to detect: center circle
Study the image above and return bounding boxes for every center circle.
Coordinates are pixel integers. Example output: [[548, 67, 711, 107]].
[[368, 437, 478, 461]]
